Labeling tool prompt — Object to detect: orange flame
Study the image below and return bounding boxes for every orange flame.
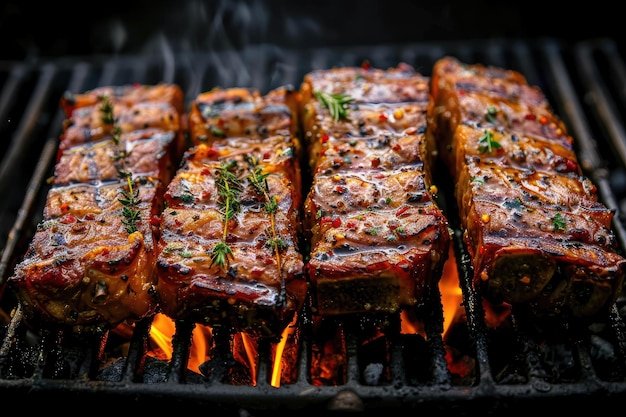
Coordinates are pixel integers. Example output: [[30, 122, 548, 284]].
[[270, 313, 298, 387], [238, 332, 257, 385], [147, 313, 210, 374], [439, 245, 463, 337]]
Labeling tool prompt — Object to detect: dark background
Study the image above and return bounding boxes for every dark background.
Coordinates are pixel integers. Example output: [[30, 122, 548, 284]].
[[1, 0, 622, 61]]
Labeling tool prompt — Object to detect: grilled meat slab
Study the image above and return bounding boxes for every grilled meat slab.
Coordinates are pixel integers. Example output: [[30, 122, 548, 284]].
[[9, 84, 186, 331], [428, 56, 626, 317], [156, 87, 307, 339], [300, 63, 450, 316]]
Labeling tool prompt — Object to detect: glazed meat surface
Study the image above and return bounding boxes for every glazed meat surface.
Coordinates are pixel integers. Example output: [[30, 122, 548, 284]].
[[300, 63, 450, 316], [9, 84, 186, 331], [156, 87, 307, 339], [428, 56, 626, 317]]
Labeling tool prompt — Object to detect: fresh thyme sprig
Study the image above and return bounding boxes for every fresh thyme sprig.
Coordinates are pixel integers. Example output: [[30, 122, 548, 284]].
[[211, 160, 242, 268], [101, 93, 139, 235], [246, 155, 287, 305], [119, 175, 141, 234], [246, 155, 286, 251], [314, 90, 354, 121], [99, 93, 122, 146]]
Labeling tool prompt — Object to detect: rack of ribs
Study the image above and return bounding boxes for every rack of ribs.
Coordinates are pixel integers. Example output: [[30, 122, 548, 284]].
[[427, 56, 626, 317], [300, 63, 451, 316], [155, 87, 307, 340], [8, 84, 187, 331]]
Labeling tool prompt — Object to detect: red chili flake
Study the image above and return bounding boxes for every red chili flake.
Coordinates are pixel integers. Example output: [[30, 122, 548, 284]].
[[371, 157, 381, 168], [263, 151, 271, 160], [332, 217, 342, 228], [60, 203, 70, 212], [361, 60, 371, 70], [201, 168, 211, 175], [101, 248, 110, 255], [320, 216, 333, 225], [346, 221, 357, 229], [321, 133, 330, 143], [335, 185, 346, 194], [539, 116, 548, 125], [565, 159, 578, 172], [84, 213, 95, 220], [320, 149, 326, 156], [392, 144, 401, 151], [568, 229, 590, 242], [60, 213, 77, 224], [251, 267, 265, 277], [459, 89, 466, 96], [396, 206, 409, 217], [174, 219, 182, 227], [525, 113, 536, 121], [379, 113, 388, 121]]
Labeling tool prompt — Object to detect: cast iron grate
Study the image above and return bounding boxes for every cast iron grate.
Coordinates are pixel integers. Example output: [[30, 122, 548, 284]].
[[1, 38, 626, 414]]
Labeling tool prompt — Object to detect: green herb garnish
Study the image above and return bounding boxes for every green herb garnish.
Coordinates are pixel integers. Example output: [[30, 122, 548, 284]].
[[478, 130, 502, 153], [551, 212, 567, 232], [246, 155, 285, 263], [119, 176, 141, 234], [211, 160, 242, 268], [314, 90, 354, 121], [485, 106, 497, 123]]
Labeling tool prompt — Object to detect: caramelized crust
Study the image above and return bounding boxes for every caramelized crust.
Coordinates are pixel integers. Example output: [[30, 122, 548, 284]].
[[9, 83, 186, 331], [301, 64, 450, 316], [428, 56, 626, 317], [156, 87, 306, 339]]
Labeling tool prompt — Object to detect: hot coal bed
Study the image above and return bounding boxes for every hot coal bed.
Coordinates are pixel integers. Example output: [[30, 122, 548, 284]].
[[2, 38, 626, 415]]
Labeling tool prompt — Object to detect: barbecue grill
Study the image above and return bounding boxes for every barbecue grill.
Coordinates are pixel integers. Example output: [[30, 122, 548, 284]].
[[2, 1, 626, 414]]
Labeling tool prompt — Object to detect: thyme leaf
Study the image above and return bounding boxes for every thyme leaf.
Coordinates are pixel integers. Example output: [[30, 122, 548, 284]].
[[478, 130, 502, 153], [485, 106, 497, 123], [314, 90, 354, 121], [551, 212, 567, 232]]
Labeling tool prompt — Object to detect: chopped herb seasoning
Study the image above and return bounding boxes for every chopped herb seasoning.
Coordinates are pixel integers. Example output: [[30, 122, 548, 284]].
[[551, 212, 567, 232], [503, 198, 523, 210], [485, 106, 497, 123], [471, 176, 485, 185]]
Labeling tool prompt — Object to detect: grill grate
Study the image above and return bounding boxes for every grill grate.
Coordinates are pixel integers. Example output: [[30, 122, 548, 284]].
[[2, 38, 626, 414]]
